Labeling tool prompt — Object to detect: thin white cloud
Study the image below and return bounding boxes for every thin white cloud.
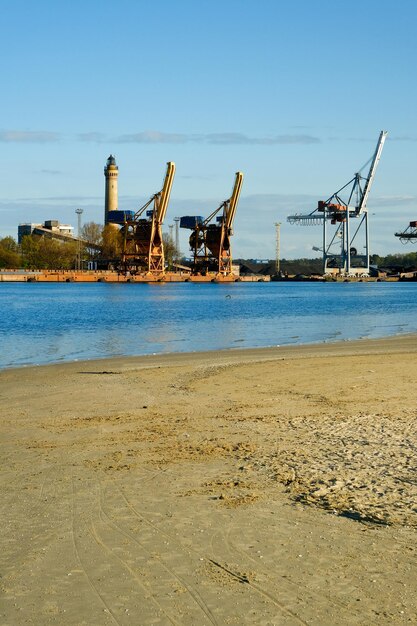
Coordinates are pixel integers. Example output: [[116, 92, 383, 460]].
[[388, 135, 417, 142], [205, 133, 320, 145], [78, 132, 107, 143], [115, 131, 188, 144], [370, 194, 417, 207], [0, 130, 60, 143], [1, 129, 320, 145], [112, 130, 320, 145], [345, 134, 417, 143]]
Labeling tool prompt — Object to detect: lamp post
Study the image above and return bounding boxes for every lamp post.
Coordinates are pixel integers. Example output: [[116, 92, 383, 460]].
[[75, 208, 83, 271], [174, 217, 180, 260], [275, 222, 281, 275]]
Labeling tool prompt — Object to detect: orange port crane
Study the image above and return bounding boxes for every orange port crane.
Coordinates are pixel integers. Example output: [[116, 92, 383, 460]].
[[120, 162, 176, 275], [181, 171, 244, 276]]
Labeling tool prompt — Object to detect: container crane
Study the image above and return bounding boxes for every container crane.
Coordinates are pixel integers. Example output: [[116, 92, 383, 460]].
[[180, 171, 243, 276], [287, 131, 387, 276], [119, 162, 176, 276], [395, 220, 417, 243]]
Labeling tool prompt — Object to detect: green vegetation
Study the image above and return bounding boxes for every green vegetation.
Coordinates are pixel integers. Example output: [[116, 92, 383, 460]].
[[370, 251, 417, 271], [0, 235, 78, 269], [238, 252, 417, 277], [0, 236, 20, 268], [101, 225, 123, 260], [20, 236, 78, 270], [0, 223, 123, 270]]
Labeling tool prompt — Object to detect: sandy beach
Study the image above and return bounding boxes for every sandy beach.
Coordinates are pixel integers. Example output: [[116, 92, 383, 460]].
[[1, 335, 417, 625]]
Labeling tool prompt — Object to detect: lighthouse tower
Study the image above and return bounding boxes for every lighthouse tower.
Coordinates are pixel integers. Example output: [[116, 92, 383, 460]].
[[104, 155, 119, 224]]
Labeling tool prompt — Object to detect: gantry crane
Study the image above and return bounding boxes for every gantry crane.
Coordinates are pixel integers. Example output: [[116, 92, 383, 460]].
[[287, 131, 387, 276], [180, 171, 244, 276], [119, 162, 176, 275], [395, 220, 417, 243]]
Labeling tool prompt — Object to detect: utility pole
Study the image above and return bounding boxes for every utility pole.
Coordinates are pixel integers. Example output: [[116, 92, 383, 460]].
[[275, 222, 281, 275], [174, 217, 180, 260], [75, 208, 83, 271]]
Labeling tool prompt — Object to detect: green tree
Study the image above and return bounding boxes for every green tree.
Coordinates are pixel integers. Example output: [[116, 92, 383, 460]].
[[0, 236, 21, 268], [0, 236, 19, 252], [370, 252, 417, 271], [21, 235, 78, 269], [101, 225, 123, 258]]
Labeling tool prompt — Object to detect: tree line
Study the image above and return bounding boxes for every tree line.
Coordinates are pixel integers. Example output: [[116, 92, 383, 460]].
[[0, 223, 122, 270], [0, 222, 178, 270], [1, 225, 417, 272]]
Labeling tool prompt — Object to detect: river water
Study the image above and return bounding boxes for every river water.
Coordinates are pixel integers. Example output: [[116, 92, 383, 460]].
[[1, 281, 416, 369]]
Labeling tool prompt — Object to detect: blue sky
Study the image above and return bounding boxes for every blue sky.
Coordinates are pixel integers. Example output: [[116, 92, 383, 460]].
[[1, 0, 416, 259]]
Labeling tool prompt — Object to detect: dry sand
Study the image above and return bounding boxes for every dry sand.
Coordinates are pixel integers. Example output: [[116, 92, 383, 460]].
[[1, 336, 417, 625]]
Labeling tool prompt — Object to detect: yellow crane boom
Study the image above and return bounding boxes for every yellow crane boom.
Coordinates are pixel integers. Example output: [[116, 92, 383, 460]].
[[156, 161, 176, 224], [225, 171, 244, 229]]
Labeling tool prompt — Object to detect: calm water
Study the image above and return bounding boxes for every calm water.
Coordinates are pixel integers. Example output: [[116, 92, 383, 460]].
[[1, 281, 416, 369]]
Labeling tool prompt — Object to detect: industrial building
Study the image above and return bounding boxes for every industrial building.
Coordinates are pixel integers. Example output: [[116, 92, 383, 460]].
[[18, 220, 74, 244]]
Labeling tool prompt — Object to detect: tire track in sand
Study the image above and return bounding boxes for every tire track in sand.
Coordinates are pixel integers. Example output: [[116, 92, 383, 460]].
[[71, 478, 122, 625], [99, 479, 218, 626]]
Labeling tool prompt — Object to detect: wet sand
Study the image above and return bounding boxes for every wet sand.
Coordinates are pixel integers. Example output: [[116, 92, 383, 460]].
[[1, 335, 417, 624]]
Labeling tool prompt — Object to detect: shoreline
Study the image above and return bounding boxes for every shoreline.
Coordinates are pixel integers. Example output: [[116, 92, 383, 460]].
[[2, 330, 417, 375], [2, 331, 416, 623]]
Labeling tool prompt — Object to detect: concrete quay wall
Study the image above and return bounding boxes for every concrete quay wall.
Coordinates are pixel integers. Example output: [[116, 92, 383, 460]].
[[0, 270, 270, 283]]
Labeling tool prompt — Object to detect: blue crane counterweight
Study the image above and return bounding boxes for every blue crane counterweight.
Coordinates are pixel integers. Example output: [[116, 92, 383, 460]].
[[107, 210, 135, 224], [180, 216, 205, 230]]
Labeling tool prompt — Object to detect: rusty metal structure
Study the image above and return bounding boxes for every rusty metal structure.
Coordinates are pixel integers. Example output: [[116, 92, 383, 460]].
[[119, 162, 176, 275], [288, 131, 387, 276], [395, 220, 417, 243], [180, 172, 243, 276]]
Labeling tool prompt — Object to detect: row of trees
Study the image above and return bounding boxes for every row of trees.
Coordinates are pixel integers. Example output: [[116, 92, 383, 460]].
[[0, 235, 80, 270], [370, 252, 417, 271], [276, 252, 417, 276], [0, 223, 123, 270], [0, 220, 179, 270]]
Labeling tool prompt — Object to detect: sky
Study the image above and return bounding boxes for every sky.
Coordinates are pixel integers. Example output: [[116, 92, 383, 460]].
[[1, 0, 417, 259]]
